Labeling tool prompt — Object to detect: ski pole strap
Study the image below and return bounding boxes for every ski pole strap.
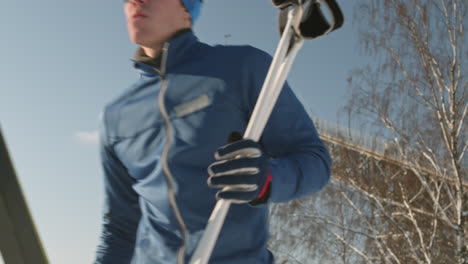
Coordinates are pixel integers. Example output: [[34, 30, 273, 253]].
[[272, 0, 299, 9], [274, 0, 344, 39]]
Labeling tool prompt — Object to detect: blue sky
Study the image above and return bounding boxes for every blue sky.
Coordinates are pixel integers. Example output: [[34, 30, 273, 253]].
[[0, 1, 364, 263]]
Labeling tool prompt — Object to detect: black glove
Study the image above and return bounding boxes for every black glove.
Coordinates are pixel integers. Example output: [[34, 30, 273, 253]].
[[207, 134, 272, 204]]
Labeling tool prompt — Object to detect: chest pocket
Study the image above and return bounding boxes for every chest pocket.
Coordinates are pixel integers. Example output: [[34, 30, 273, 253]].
[[166, 76, 246, 150], [174, 94, 211, 118]]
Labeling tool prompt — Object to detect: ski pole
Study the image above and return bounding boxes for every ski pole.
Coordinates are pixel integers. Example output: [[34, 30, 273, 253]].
[[189, 6, 305, 264]]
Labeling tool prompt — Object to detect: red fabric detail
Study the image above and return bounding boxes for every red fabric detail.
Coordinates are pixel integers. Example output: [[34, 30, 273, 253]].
[[258, 172, 272, 198]]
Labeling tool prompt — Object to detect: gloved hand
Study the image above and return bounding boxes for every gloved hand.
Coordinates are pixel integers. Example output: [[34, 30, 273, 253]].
[[207, 133, 272, 204]]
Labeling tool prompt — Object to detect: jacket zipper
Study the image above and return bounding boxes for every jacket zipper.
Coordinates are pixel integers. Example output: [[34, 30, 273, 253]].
[[156, 42, 188, 264]]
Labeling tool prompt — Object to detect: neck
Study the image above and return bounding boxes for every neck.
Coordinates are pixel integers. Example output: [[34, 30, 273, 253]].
[[141, 44, 164, 58], [140, 28, 192, 58]]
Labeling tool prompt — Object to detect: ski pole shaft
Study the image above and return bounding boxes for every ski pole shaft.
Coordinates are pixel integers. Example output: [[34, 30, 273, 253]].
[[189, 7, 303, 264]]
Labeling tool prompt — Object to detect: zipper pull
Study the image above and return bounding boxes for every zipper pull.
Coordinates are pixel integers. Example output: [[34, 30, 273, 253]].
[[160, 42, 170, 78]]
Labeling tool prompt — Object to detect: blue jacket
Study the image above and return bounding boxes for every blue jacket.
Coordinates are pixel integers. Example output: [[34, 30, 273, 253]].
[[95, 30, 331, 264]]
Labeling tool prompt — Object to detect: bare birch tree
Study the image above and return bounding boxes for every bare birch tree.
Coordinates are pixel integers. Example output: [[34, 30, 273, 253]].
[[268, 1, 466, 263], [341, 0, 467, 263]]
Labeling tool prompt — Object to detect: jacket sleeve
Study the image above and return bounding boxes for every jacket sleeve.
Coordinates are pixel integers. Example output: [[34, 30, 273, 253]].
[[241, 47, 332, 203], [94, 111, 142, 263]]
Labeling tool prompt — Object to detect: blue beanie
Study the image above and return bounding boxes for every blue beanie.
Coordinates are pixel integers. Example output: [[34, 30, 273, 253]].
[[181, 0, 203, 24]]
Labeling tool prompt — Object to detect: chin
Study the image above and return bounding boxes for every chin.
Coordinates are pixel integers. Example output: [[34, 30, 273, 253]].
[[129, 31, 150, 46]]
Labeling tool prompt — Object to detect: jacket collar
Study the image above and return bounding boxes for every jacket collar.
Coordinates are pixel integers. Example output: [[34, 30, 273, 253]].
[[132, 29, 198, 75]]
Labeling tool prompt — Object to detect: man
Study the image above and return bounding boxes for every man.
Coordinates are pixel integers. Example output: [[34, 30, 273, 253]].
[[94, 0, 331, 263]]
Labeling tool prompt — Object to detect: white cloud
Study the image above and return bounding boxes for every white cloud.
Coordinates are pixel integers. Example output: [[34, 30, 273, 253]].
[[74, 130, 99, 145]]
